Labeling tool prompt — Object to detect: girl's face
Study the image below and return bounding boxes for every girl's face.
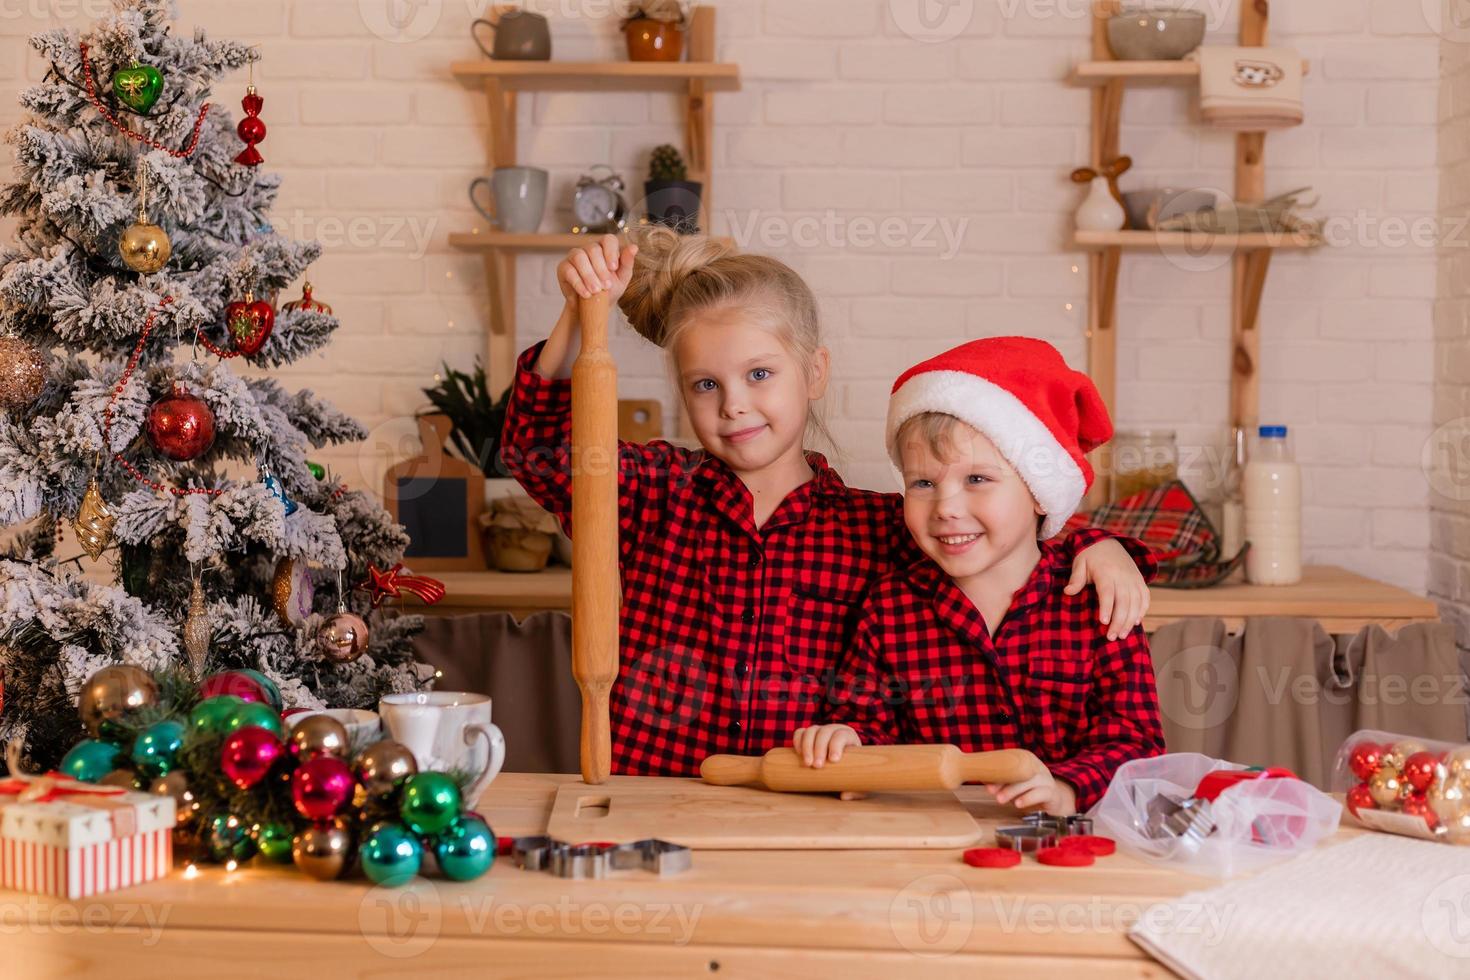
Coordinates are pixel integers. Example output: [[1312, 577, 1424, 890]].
[[672, 306, 828, 475]]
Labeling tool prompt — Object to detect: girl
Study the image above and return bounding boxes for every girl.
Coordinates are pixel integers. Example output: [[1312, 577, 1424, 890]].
[[502, 230, 1149, 777]]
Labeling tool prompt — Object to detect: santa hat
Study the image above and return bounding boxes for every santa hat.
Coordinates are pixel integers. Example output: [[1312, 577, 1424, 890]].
[[886, 337, 1112, 540]]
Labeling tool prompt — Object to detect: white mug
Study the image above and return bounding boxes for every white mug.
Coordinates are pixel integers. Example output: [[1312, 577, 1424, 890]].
[[291, 708, 382, 745], [379, 692, 506, 806]]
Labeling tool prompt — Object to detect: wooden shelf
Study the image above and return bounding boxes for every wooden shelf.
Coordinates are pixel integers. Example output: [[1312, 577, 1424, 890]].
[[451, 60, 741, 92], [424, 567, 572, 618], [1069, 57, 1308, 87], [1145, 566, 1439, 635], [449, 231, 734, 252], [1073, 229, 1321, 251]]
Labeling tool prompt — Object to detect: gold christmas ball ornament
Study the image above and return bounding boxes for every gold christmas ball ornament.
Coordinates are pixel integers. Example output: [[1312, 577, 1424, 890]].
[[316, 611, 369, 663], [1382, 740, 1428, 773], [150, 771, 196, 826], [119, 220, 171, 273], [292, 818, 354, 881], [99, 769, 139, 789], [354, 739, 418, 798], [78, 664, 160, 737], [288, 714, 351, 760], [1368, 768, 1406, 808], [0, 337, 46, 410], [1443, 746, 1470, 778]]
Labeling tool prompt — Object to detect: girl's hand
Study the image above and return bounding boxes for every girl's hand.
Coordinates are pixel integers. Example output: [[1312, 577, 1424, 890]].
[[792, 724, 861, 768], [1065, 538, 1150, 641], [558, 234, 638, 303], [983, 772, 1077, 816]]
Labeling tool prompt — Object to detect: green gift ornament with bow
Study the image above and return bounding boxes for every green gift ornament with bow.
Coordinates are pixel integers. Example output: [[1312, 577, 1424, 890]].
[[112, 62, 164, 112]]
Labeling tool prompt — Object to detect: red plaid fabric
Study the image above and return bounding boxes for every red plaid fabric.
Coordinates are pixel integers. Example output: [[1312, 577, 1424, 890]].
[[823, 542, 1165, 811], [502, 342, 1129, 777]]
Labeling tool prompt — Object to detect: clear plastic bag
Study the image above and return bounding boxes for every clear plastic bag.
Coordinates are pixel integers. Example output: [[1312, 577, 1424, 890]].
[[1330, 729, 1470, 844], [1089, 753, 1343, 877]]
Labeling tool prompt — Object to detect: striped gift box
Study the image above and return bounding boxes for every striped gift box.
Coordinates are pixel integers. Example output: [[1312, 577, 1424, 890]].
[[0, 783, 175, 899]]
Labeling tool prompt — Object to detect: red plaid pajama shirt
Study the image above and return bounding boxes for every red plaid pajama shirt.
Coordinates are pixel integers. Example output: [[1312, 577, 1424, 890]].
[[823, 541, 1165, 810], [503, 342, 1133, 778]]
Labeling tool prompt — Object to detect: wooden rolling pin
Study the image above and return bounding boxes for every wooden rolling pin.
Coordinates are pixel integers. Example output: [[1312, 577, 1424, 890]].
[[700, 745, 1046, 794], [570, 291, 618, 785]]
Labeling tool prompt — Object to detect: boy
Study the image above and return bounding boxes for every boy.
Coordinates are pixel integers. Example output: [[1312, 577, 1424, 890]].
[[792, 337, 1165, 814]]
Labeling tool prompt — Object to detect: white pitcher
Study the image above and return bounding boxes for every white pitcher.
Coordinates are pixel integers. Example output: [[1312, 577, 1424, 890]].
[[1075, 175, 1126, 231]]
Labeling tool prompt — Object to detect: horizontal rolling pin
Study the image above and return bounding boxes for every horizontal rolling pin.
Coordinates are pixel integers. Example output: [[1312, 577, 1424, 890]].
[[700, 745, 1046, 794]]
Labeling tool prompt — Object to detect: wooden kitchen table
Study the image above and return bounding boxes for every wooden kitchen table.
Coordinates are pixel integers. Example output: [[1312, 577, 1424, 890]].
[[7, 772, 1364, 978]]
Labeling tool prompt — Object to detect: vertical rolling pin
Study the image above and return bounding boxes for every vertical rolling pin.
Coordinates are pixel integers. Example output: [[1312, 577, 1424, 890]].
[[571, 291, 618, 785]]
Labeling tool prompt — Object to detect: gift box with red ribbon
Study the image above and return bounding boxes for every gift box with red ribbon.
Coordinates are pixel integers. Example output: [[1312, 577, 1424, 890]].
[[0, 771, 175, 898]]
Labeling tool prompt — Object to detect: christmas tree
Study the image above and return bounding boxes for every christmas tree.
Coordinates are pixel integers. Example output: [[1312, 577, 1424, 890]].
[[0, 0, 433, 772]]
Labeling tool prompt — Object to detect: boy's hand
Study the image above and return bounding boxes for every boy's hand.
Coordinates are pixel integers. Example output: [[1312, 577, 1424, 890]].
[[984, 771, 1077, 816], [792, 724, 861, 768], [559, 234, 637, 302], [1065, 538, 1149, 641]]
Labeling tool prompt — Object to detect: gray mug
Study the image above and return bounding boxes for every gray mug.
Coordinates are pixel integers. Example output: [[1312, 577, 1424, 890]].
[[470, 167, 548, 234]]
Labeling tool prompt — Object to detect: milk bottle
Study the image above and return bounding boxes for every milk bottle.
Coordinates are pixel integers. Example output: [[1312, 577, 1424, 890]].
[[1243, 425, 1301, 585]]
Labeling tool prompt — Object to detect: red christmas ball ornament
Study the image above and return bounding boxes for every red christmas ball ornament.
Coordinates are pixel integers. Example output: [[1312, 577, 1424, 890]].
[[1403, 752, 1438, 793], [1402, 792, 1439, 831], [225, 290, 275, 356], [199, 670, 269, 704], [1348, 741, 1384, 782], [235, 85, 265, 166], [1346, 782, 1376, 819], [291, 755, 355, 820], [146, 386, 215, 461], [220, 725, 284, 790]]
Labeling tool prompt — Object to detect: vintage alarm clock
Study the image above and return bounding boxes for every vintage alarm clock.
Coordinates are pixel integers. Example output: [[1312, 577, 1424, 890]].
[[572, 165, 629, 235]]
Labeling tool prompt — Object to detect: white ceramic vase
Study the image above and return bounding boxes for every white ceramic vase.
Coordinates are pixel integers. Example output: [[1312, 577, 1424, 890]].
[[1075, 175, 1126, 232]]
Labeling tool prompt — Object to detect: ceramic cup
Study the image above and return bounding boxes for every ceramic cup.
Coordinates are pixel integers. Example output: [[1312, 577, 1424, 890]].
[[290, 707, 382, 745], [379, 691, 506, 805], [470, 166, 548, 234]]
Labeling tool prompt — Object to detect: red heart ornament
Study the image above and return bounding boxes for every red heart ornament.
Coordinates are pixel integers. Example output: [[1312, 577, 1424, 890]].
[[226, 295, 275, 355]]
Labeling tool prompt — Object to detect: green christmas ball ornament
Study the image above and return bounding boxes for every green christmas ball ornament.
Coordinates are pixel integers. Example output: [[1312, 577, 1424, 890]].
[[361, 822, 422, 887], [235, 669, 283, 712], [111, 61, 164, 113], [131, 719, 186, 778], [433, 814, 495, 882], [253, 821, 295, 863], [204, 813, 257, 863], [225, 701, 286, 740], [59, 740, 123, 783], [399, 772, 462, 836], [189, 695, 244, 737], [307, 461, 326, 481]]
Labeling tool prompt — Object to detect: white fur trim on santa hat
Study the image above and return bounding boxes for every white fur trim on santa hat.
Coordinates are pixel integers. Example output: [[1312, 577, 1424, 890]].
[[886, 369, 1086, 539]]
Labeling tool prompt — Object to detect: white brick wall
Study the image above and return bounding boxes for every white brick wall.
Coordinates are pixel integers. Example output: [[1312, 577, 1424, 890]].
[[0, 1, 1442, 595]]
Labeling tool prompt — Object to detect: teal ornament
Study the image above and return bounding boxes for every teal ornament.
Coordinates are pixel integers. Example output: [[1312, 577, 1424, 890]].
[[235, 669, 283, 712], [253, 821, 295, 863], [111, 62, 164, 113], [399, 772, 462, 836], [225, 701, 286, 739], [263, 474, 298, 516], [432, 814, 495, 882], [205, 813, 257, 863], [131, 719, 186, 778], [360, 822, 422, 887], [189, 695, 243, 737], [59, 739, 122, 783]]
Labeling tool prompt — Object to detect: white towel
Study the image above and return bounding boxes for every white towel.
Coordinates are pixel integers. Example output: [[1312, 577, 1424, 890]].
[[1130, 834, 1470, 979], [1192, 46, 1304, 130]]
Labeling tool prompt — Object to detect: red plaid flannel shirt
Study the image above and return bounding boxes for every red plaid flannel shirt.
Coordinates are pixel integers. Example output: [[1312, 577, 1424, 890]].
[[503, 342, 1131, 778], [823, 541, 1165, 810]]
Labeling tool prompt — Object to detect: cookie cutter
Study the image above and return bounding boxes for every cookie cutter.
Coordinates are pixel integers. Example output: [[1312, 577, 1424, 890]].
[[512, 835, 564, 871], [548, 842, 614, 880], [1144, 793, 1215, 854], [995, 826, 1057, 853], [1022, 813, 1094, 838], [610, 838, 692, 877]]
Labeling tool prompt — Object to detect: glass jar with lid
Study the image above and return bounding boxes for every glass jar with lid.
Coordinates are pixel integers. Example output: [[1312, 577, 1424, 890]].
[[1109, 429, 1179, 503]]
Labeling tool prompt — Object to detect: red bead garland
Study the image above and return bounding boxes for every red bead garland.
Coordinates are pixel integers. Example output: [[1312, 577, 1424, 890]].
[[79, 43, 211, 159]]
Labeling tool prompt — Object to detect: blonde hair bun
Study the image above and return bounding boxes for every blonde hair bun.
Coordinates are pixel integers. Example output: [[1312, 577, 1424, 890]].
[[618, 226, 735, 346]]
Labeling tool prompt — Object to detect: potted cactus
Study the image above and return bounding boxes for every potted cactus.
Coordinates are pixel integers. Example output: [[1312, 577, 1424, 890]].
[[644, 144, 702, 234], [621, 0, 689, 62]]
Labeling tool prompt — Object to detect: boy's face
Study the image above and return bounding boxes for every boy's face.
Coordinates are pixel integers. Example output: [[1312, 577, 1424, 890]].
[[673, 308, 828, 475], [900, 422, 1045, 584]]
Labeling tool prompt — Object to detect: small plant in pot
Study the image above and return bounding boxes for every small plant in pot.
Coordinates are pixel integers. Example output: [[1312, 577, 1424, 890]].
[[621, 0, 688, 62], [644, 144, 702, 234], [421, 362, 564, 572]]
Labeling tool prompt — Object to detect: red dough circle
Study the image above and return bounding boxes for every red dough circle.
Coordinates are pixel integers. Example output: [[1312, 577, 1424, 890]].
[[1037, 846, 1094, 867], [1060, 835, 1116, 857], [963, 847, 1021, 869], [497, 836, 516, 856]]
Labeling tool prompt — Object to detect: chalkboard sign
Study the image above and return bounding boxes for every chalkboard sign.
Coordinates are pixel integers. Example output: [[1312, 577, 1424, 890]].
[[384, 415, 486, 571]]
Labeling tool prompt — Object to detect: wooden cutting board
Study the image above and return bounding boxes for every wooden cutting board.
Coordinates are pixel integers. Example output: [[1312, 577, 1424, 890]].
[[544, 776, 983, 849]]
